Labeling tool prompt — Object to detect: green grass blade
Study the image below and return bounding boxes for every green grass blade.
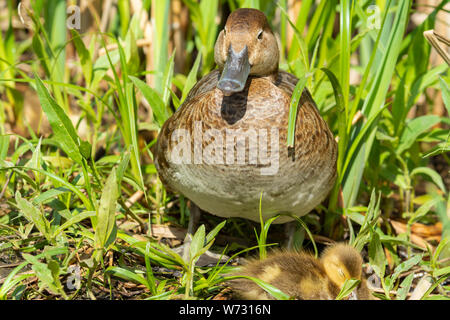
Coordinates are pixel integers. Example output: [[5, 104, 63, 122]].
[[342, 0, 411, 207], [339, 0, 352, 111], [226, 275, 291, 300], [105, 266, 149, 287], [286, 76, 307, 147]]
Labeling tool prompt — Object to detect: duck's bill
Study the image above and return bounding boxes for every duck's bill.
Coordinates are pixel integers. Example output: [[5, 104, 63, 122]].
[[217, 45, 251, 95]]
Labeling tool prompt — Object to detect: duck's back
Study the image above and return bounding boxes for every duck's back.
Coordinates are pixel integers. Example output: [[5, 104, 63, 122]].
[[155, 70, 337, 223]]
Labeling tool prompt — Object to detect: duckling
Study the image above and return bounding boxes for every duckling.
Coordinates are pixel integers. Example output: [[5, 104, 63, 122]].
[[228, 244, 373, 300], [155, 8, 337, 252]]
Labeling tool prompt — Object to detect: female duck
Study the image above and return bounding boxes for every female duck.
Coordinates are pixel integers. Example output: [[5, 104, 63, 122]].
[[155, 9, 337, 225]]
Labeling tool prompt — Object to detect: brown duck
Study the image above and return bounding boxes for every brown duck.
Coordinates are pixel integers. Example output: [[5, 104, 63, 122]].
[[229, 243, 373, 300], [155, 9, 337, 227]]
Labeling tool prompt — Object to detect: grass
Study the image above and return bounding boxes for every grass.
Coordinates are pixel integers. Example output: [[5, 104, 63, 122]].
[[0, 0, 449, 300]]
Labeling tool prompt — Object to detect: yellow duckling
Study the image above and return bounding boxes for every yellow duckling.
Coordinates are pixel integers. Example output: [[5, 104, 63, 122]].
[[229, 243, 373, 300]]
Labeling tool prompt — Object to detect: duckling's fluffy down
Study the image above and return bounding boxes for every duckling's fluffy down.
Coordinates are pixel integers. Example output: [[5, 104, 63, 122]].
[[228, 246, 373, 300]]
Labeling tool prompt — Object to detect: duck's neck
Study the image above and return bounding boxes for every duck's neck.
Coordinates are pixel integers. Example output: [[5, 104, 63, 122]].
[[251, 71, 278, 84]]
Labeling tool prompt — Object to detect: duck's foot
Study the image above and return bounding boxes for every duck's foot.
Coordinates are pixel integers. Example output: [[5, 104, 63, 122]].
[[172, 244, 230, 266], [173, 203, 230, 266]]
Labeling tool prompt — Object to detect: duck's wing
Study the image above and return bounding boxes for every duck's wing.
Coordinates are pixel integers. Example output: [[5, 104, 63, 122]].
[[182, 69, 221, 106], [154, 70, 221, 191]]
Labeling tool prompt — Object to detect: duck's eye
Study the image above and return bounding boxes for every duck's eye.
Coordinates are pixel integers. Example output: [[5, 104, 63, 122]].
[[257, 30, 263, 40]]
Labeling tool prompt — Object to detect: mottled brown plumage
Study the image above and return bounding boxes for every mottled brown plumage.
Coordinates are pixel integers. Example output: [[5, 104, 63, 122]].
[[229, 244, 373, 300], [155, 8, 337, 224]]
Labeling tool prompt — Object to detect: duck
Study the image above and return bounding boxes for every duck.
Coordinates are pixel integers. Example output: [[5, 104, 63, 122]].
[[228, 243, 373, 300], [154, 8, 337, 249]]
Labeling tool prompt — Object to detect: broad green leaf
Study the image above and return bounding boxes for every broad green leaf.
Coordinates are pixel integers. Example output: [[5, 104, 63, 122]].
[[1, 165, 92, 211], [54, 211, 96, 236], [15, 191, 51, 241], [27, 137, 42, 183], [439, 77, 449, 115], [22, 254, 53, 283], [129, 75, 167, 127], [105, 266, 149, 287], [397, 115, 441, 154], [397, 273, 414, 300], [336, 279, 361, 300], [21, 254, 63, 296], [380, 163, 409, 189], [368, 232, 385, 278], [116, 149, 131, 189], [410, 167, 446, 193], [94, 169, 119, 251], [433, 266, 450, 278], [205, 221, 226, 244], [408, 197, 440, 225], [189, 224, 206, 262], [0, 247, 66, 299], [391, 254, 422, 283], [34, 75, 83, 164]]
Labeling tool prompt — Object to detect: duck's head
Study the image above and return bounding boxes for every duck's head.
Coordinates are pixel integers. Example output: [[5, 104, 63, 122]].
[[321, 244, 363, 296], [215, 8, 279, 95]]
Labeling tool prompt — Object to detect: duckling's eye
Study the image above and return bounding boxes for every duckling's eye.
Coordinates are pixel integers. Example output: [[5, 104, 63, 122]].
[[257, 30, 263, 40], [224, 27, 227, 35]]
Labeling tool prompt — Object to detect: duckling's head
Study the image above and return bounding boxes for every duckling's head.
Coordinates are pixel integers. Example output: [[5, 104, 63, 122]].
[[215, 8, 279, 95], [321, 244, 363, 288]]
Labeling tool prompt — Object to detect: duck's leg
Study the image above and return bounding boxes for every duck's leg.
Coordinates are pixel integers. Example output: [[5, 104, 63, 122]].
[[174, 203, 229, 266], [284, 221, 301, 250], [182, 203, 201, 262]]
